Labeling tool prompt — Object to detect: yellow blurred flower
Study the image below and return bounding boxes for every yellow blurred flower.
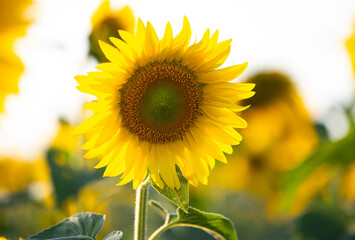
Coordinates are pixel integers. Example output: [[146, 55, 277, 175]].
[[0, 0, 32, 112], [75, 17, 253, 189], [61, 180, 134, 238], [52, 119, 79, 153], [347, 21, 355, 79], [0, 158, 49, 193], [287, 165, 331, 215], [0, 158, 53, 206], [50, 119, 99, 171], [61, 180, 133, 216], [62, 181, 108, 217], [341, 162, 355, 200], [211, 72, 318, 214], [0, 237, 21, 240], [89, 0, 135, 63]]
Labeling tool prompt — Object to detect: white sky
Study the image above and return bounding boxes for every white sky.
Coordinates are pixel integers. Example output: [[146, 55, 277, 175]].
[[0, 0, 355, 160]]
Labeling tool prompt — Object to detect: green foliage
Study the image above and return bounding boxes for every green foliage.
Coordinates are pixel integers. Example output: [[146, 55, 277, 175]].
[[46, 149, 103, 206], [26, 212, 105, 240], [150, 200, 238, 240], [296, 202, 351, 240], [172, 207, 238, 240], [281, 125, 355, 209], [103, 231, 123, 240], [149, 200, 177, 223], [150, 172, 189, 212]]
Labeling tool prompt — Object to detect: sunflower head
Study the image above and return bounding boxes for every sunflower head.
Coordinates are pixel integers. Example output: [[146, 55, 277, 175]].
[[119, 60, 202, 144], [246, 72, 318, 167], [89, 0, 135, 63], [75, 17, 254, 189], [212, 72, 318, 205], [242, 72, 294, 107]]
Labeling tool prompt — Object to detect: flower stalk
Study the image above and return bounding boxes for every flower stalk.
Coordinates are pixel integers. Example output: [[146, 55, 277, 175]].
[[134, 178, 150, 240]]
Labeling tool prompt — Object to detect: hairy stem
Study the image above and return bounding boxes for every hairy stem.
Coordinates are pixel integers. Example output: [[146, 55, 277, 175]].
[[134, 178, 150, 240], [148, 224, 171, 240]]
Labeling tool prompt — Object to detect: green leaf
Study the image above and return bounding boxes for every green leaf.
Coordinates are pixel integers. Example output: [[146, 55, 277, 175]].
[[172, 207, 238, 240], [26, 212, 105, 240], [149, 206, 238, 240], [150, 172, 189, 212], [103, 231, 123, 240]]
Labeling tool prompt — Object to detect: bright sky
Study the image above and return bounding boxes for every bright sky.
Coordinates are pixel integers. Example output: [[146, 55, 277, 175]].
[[0, 0, 355, 160]]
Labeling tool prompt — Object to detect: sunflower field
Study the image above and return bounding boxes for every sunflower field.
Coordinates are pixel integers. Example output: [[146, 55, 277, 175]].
[[1, 1, 355, 240]]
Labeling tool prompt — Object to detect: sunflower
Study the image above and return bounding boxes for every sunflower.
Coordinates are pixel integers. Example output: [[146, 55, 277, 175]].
[[347, 21, 355, 79], [289, 165, 330, 214], [341, 163, 355, 200], [206, 72, 319, 216], [75, 17, 253, 189], [52, 119, 79, 153], [0, 0, 32, 112], [0, 157, 52, 207], [212, 73, 318, 192], [89, 0, 135, 63]]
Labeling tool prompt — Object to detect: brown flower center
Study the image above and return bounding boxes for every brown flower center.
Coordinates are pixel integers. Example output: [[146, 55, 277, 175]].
[[120, 61, 202, 143]]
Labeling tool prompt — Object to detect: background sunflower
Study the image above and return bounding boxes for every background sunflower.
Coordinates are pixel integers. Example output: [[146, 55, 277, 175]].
[[0, 0, 32, 112], [89, 0, 135, 63]]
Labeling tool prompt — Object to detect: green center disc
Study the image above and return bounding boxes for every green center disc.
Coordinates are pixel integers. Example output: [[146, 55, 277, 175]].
[[120, 61, 201, 143], [141, 83, 183, 127]]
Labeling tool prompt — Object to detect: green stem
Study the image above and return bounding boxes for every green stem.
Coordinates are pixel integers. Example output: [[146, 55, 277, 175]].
[[147, 224, 171, 240], [134, 178, 150, 240]]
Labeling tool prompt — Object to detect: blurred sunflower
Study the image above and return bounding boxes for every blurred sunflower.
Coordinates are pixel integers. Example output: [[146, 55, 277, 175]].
[[75, 17, 253, 189], [347, 22, 355, 78], [0, 238, 23, 240], [89, 0, 135, 63], [61, 179, 135, 239], [50, 119, 83, 169], [47, 119, 105, 206], [211, 72, 318, 213], [52, 119, 79, 154], [0, 0, 32, 112], [342, 26, 355, 200], [341, 162, 355, 200], [288, 165, 331, 214], [0, 158, 52, 206]]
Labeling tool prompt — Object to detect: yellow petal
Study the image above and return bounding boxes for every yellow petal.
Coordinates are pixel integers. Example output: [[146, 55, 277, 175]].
[[73, 112, 111, 136], [118, 30, 143, 56], [110, 37, 136, 62], [198, 62, 248, 83], [145, 21, 159, 58], [155, 144, 175, 189], [149, 144, 164, 188], [201, 106, 247, 128], [99, 40, 132, 68], [189, 127, 227, 163], [103, 142, 129, 176]]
